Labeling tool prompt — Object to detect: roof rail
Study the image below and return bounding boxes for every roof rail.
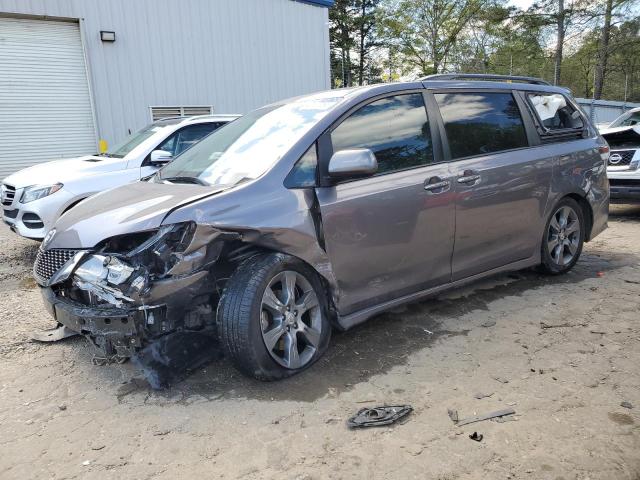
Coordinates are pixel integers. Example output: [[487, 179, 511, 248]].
[[421, 73, 551, 86]]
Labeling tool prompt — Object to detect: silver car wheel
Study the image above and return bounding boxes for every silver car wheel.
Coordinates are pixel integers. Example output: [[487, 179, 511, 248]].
[[260, 270, 322, 369], [547, 205, 580, 266]]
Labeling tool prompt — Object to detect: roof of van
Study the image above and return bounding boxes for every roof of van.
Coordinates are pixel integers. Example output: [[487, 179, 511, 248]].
[[262, 76, 572, 113]]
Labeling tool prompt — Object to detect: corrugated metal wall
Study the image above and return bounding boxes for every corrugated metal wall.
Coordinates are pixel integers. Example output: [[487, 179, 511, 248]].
[[575, 98, 640, 129], [0, 0, 330, 148]]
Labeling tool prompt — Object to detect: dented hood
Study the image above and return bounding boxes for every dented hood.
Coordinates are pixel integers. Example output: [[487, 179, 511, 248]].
[[600, 124, 640, 149], [47, 181, 224, 249], [600, 124, 640, 137]]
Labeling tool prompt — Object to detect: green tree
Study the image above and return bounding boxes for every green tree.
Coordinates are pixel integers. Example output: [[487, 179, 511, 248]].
[[330, 0, 357, 87], [330, 0, 385, 87], [381, 0, 496, 75], [526, 0, 598, 85]]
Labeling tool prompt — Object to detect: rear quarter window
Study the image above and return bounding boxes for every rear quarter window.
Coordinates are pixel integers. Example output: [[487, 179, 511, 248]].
[[434, 92, 529, 159], [527, 93, 584, 131]]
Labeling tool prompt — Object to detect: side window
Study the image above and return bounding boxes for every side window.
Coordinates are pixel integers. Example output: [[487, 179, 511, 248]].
[[527, 93, 584, 131], [435, 92, 529, 159], [331, 93, 433, 175], [285, 144, 318, 188], [175, 123, 220, 155], [619, 112, 640, 127], [156, 132, 178, 155]]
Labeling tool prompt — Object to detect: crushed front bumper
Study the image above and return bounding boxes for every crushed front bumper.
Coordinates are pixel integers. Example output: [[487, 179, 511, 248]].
[[41, 286, 151, 360]]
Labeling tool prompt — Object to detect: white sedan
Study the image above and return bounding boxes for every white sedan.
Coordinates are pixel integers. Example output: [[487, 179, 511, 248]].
[[1, 114, 238, 239]]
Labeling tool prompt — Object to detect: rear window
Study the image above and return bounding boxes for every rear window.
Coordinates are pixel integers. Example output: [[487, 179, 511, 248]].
[[434, 92, 528, 159], [528, 93, 584, 131]]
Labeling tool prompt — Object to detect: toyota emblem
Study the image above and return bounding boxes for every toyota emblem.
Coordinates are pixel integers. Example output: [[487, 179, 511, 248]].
[[609, 153, 622, 165]]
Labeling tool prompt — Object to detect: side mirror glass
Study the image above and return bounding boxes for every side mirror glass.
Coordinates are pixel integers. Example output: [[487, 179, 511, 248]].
[[150, 150, 173, 165], [328, 148, 378, 179]]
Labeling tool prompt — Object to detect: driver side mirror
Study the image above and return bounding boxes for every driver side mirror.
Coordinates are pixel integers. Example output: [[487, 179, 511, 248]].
[[328, 148, 378, 179], [150, 150, 173, 165]]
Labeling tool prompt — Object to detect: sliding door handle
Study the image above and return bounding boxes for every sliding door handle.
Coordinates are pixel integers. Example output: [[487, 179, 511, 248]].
[[457, 174, 481, 185]]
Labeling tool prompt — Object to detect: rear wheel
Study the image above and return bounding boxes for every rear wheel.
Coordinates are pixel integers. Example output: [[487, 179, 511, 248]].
[[540, 197, 585, 274], [217, 253, 331, 380]]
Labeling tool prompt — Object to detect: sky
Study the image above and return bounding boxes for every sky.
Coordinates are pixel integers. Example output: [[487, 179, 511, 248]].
[[508, 0, 535, 9]]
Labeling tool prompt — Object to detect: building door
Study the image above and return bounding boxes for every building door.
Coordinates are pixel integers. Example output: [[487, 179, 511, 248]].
[[0, 16, 97, 179]]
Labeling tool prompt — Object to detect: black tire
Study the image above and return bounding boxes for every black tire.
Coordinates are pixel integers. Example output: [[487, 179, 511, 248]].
[[217, 252, 331, 381], [539, 197, 585, 275]]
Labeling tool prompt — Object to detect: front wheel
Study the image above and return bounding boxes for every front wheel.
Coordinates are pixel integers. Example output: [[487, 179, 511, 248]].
[[539, 198, 585, 275], [217, 253, 331, 380]]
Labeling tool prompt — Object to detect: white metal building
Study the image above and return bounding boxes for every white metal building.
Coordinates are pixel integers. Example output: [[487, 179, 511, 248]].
[[0, 0, 333, 179]]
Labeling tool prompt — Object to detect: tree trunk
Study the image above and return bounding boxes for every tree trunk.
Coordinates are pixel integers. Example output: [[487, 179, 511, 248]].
[[341, 27, 352, 87], [431, 28, 439, 74], [554, 0, 565, 86], [594, 0, 613, 99], [359, 2, 365, 85], [584, 70, 590, 98]]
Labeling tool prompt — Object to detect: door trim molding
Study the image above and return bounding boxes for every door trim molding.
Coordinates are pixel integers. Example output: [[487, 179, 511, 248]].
[[335, 254, 540, 331]]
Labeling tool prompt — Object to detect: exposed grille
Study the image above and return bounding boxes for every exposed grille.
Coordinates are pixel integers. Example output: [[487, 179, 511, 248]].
[[1, 184, 15, 206], [34, 248, 82, 283], [608, 150, 636, 166]]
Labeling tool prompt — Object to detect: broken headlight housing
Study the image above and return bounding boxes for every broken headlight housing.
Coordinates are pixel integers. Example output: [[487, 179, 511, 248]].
[[72, 222, 198, 306]]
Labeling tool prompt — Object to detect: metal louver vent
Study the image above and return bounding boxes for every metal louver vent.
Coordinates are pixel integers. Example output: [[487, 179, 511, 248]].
[[150, 106, 214, 121]]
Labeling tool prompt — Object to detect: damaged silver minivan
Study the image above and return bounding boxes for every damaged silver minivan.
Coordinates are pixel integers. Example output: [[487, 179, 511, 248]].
[[35, 74, 609, 381]]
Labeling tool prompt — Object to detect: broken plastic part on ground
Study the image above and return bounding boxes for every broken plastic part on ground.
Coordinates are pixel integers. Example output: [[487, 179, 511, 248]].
[[132, 331, 222, 389], [347, 405, 413, 429], [31, 323, 79, 342]]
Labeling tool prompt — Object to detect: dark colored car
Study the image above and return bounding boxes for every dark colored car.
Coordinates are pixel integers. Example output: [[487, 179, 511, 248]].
[[35, 74, 609, 381]]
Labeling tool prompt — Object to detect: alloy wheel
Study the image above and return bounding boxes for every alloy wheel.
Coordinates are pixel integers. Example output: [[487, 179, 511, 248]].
[[260, 270, 322, 369], [547, 205, 581, 267]]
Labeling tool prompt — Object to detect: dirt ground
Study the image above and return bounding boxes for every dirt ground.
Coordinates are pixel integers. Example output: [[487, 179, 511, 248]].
[[0, 205, 639, 480]]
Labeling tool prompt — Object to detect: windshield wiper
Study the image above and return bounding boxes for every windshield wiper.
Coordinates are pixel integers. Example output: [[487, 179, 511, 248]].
[[160, 176, 210, 186], [96, 152, 121, 158]]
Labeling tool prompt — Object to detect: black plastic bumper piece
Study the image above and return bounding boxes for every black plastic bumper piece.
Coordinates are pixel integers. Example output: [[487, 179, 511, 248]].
[[609, 179, 640, 203]]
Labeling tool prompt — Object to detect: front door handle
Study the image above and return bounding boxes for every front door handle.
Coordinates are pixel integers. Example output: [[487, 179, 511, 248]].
[[424, 177, 450, 192], [457, 174, 481, 184]]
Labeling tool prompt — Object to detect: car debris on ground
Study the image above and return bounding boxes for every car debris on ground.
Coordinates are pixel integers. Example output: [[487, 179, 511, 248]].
[[347, 405, 413, 429], [448, 407, 516, 427], [31, 324, 78, 342], [473, 392, 494, 400]]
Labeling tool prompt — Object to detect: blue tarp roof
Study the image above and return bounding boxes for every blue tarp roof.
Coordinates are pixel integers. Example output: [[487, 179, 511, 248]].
[[296, 0, 334, 6]]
